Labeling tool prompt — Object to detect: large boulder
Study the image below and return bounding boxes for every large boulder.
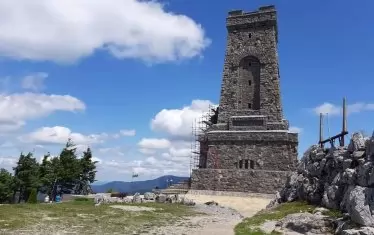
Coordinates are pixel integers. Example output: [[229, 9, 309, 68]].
[[348, 132, 366, 153], [155, 194, 167, 203], [144, 192, 155, 200]]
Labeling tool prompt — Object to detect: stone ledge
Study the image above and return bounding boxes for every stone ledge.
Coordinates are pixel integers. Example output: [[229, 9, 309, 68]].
[[187, 189, 275, 199], [206, 130, 298, 143]]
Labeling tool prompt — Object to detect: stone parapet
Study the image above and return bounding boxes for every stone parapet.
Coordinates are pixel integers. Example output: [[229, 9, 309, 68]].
[[191, 169, 292, 194], [226, 5, 277, 30]]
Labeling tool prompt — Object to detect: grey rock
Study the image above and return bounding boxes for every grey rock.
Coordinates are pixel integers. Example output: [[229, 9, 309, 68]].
[[277, 212, 333, 234], [341, 227, 374, 235], [366, 136, 374, 160], [205, 201, 219, 206], [132, 193, 142, 203], [352, 151, 366, 159], [343, 159, 353, 171], [155, 194, 167, 203], [342, 186, 374, 226], [143, 192, 155, 200], [348, 132, 366, 152]]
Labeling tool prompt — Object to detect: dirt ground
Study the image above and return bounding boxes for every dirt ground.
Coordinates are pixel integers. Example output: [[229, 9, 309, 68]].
[[152, 193, 273, 235], [185, 193, 273, 217]]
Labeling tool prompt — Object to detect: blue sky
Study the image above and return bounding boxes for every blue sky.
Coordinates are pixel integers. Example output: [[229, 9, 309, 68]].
[[0, 0, 373, 182]]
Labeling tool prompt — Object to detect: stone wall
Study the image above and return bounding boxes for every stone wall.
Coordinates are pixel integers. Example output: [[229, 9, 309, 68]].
[[268, 132, 374, 228], [205, 140, 297, 171], [191, 169, 292, 194]]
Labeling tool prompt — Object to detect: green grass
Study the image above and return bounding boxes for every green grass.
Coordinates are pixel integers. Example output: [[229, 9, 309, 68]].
[[321, 208, 343, 218], [235, 201, 317, 235], [0, 200, 198, 234]]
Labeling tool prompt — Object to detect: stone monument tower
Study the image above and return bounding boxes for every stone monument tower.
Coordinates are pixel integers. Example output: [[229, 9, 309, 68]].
[[190, 5, 298, 193]]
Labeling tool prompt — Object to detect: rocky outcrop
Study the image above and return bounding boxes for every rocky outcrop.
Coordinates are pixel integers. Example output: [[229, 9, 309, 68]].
[[268, 132, 374, 232]]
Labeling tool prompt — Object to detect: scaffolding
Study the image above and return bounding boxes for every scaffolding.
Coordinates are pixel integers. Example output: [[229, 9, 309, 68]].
[[189, 104, 216, 178]]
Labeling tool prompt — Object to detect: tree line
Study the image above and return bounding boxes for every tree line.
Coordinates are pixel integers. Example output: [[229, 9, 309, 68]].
[[0, 139, 97, 204]]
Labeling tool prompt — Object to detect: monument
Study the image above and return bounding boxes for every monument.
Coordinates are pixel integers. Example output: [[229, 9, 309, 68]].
[[190, 5, 299, 194]]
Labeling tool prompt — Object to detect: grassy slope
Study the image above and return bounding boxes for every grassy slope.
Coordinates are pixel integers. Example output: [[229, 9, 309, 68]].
[[235, 201, 343, 235], [0, 199, 198, 234]]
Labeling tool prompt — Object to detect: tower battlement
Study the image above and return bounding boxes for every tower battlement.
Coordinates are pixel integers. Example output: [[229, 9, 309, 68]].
[[227, 5, 277, 31]]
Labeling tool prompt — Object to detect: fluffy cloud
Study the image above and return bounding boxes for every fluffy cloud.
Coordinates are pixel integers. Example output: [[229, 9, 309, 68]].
[[19, 126, 109, 145], [151, 99, 216, 137], [21, 72, 48, 91], [120, 129, 136, 137], [313, 102, 374, 116], [98, 147, 125, 157], [0, 93, 85, 131], [137, 138, 171, 149], [0, 0, 210, 63]]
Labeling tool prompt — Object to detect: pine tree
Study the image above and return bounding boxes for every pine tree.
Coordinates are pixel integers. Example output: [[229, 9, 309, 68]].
[[13, 153, 40, 202], [75, 147, 98, 195], [56, 139, 81, 194], [0, 168, 15, 203], [39, 153, 58, 197], [27, 188, 38, 204]]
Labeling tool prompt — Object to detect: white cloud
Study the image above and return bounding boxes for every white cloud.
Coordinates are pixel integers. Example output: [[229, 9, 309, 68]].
[[151, 99, 216, 137], [0, 0, 210, 64], [137, 138, 171, 149], [19, 126, 108, 145], [0, 92, 85, 131], [120, 129, 136, 136], [21, 72, 48, 91], [288, 126, 303, 134], [99, 147, 125, 156], [313, 102, 374, 116], [138, 148, 157, 155], [94, 138, 192, 180]]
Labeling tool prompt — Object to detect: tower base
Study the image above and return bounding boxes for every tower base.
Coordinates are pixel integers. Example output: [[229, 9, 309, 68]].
[[190, 169, 292, 194]]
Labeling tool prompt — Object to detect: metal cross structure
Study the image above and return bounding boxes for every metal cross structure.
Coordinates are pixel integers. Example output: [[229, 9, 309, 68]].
[[319, 97, 349, 148]]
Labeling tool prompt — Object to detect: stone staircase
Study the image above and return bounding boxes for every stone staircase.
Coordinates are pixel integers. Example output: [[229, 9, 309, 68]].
[[159, 179, 191, 195]]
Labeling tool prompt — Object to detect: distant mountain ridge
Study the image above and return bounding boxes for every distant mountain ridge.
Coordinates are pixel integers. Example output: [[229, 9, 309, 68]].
[[91, 175, 189, 194]]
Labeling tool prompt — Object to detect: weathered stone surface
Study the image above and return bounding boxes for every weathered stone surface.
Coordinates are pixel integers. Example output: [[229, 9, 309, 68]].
[[190, 5, 298, 194], [191, 169, 291, 193], [268, 132, 374, 229], [132, 193, 142, 203], [155, 194, 167, 203], [341, 227, 374, 235], [144, 192, 155, 200], [348, 132, 366, 152], [275, 213, 333, 234]]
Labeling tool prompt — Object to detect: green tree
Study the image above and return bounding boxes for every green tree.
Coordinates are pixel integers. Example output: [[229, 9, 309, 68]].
[[75, 147, 98, 195], [56, 139, 81, 194], [27, 188, 38, 204], [39, 153, 59, 197], [13, 153, 40, 202], [0, 168, 15, 203]]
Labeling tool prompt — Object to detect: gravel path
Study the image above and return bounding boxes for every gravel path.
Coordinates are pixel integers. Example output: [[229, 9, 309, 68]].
[[145, 194, 272, 235], [145, 204, 244, 235]]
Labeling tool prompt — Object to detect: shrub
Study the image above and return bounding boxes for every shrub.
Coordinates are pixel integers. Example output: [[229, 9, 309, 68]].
[[74, 197, 90, 202], [110, 192, 128, 198], [27, 189, 38, 204], [106, 188, 114, 193]]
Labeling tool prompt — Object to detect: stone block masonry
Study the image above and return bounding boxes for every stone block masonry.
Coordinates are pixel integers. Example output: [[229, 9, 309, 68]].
[[191, 169, 292, 194], [190, 5, 298, 194]]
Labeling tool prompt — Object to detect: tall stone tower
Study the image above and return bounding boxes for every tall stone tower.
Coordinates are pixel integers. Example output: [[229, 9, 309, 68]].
[[190, 5, 298, 194]]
